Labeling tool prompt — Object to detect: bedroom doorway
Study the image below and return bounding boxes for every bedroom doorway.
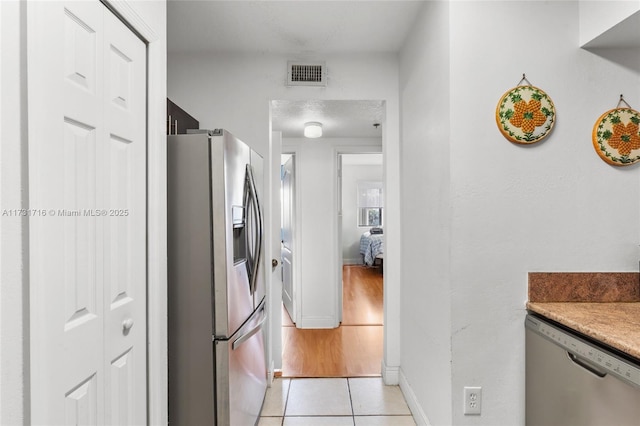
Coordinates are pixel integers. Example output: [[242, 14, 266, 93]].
[[338, 153, 384, 324]]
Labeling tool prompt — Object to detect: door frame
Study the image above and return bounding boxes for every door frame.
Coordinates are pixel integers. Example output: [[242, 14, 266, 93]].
[[102, 3, 167, 425], [268, 99, 400, 383]]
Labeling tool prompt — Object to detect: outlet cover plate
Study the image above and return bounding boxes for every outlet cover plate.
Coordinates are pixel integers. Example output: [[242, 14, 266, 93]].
[[464, 386, 482, 415]]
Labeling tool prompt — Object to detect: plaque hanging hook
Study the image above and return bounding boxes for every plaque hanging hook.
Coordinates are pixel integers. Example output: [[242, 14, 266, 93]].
[[616, 94, 632, 109], [517, 73, 532, 87]]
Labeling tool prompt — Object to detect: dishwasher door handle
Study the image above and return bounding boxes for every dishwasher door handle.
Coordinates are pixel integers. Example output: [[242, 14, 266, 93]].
[[567, 352, 607, 378]]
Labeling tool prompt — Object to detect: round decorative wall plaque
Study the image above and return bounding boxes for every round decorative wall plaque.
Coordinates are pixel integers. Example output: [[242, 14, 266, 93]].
[[496, 82, 556, 144], [592, 107, 640, 166]]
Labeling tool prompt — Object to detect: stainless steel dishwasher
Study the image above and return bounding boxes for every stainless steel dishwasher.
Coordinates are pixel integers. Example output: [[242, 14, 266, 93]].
[[526, 313, 640, 425]]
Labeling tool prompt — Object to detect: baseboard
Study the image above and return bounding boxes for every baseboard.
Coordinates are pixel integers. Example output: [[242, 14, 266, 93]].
[[381, 359, 399, 385], [267, 359, 275, 387], [297, 316, 338, 329], [343, 258, 362, 265], [399, 368, 431, 426]]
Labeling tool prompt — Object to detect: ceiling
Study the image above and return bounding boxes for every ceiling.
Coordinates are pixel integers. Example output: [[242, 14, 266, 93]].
[[271, 100, 384, 138], [167, 1, 423, 138], [167, 1, 423, 55]]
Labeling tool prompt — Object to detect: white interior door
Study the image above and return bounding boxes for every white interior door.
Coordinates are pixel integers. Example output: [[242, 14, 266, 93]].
[[281, 155, 296, 324], [27, 1, 147, 424]]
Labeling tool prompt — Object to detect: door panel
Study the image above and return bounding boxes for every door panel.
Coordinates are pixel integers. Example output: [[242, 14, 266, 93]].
[[62, 119, 98, 331], [103, 7, 146, 426], [28, 2, 147, 424], [282, 255, 293, 319], [110, 349, 134, 425], [106, 135, 133, 309], [281, 156, 296, 323], [65, 374, 98, 425]]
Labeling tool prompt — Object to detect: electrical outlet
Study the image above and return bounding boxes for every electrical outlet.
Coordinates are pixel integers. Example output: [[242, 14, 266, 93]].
[[463, 386, 482, 415]]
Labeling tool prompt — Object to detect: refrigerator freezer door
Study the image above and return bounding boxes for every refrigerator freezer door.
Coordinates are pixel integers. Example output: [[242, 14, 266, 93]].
[[211, 131, 255, 337], [215, 300, 268, 425], [168, 131, 257, 339]]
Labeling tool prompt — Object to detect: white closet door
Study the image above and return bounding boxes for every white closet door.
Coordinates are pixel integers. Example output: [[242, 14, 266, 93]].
[[27, 2, 147, 424]]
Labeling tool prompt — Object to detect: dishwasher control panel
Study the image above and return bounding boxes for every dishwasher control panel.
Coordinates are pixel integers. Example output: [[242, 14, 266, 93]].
[[526, 315, 640, 389]]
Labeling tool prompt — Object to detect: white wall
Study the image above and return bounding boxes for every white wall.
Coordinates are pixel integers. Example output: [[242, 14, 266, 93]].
[[269, 131, 283, 375], [398, 1, 452, 424], [400, 1, 640, 425], [168, 51, 403, 377], [450, 2, 639, 424], [579, 0, 640, 46], [342, 162, 383, 264], [168, 52, 397, 158]]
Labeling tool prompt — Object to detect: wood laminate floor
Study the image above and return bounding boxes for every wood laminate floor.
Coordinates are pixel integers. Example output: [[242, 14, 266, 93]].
[[282, 265, 383, 378]]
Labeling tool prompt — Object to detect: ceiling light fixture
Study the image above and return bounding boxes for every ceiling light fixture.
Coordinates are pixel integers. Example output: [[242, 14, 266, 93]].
[[304, 122, 323, 138]]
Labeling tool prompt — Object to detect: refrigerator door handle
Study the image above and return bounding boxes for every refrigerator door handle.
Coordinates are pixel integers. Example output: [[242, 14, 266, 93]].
[[245, 164, 263, 295], [243, 166, 255, 291], [232, 305, 266, 351]]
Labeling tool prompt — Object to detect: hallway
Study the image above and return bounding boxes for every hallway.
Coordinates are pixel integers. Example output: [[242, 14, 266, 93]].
[[282, 266, 383, 377]]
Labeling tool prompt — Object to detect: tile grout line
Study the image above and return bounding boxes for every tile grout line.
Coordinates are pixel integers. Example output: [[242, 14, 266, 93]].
[[347, 378, 356, 425], [280, 378, 292, 426]]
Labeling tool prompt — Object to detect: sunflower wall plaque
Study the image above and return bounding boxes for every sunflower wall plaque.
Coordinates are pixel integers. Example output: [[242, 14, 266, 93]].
[[592, 97, 640, 166], [496, 75, 556, 144]]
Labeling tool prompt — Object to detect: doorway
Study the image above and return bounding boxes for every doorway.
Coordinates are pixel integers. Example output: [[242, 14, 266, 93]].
[[337, 152, 384, 321], [272, 100, 386, 377]]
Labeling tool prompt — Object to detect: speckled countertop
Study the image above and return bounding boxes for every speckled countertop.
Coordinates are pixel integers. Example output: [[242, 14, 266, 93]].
[[527, 272, 640, 360]]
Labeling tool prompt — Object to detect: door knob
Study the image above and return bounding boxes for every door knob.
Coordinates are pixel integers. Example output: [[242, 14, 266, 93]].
[[272, 259, 279, 268], [122, 318, 134, 335]]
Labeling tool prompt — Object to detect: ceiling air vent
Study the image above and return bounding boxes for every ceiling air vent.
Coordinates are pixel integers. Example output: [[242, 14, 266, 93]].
[[287, 61, 327, 87]]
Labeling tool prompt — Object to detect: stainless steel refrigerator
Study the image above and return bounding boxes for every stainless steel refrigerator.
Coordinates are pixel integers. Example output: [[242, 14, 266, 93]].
[[168, 129, 267, 425]]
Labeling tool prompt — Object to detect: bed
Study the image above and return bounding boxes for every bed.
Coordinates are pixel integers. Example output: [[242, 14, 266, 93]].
[[359, 231, 384, 267]]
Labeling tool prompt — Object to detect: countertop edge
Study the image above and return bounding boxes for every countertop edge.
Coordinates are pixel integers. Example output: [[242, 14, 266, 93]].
[[527, 301, 640, 360]]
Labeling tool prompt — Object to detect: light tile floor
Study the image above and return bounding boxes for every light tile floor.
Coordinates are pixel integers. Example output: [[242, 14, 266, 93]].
[[259, 377, 416, 426]]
